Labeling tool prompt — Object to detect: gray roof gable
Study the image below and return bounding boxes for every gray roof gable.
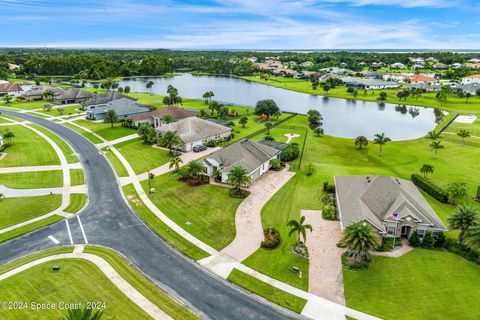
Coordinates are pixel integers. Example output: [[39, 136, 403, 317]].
[[89, 98, 149, 116], [156, 116, 231, 143], [84, 92, 136, 106]]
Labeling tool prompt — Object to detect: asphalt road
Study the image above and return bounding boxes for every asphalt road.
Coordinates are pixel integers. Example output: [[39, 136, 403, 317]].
[[0, 111, 300, 320]]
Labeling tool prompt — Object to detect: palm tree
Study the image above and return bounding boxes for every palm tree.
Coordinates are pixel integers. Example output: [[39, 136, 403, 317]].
[[239, 116, 248, 128], [287, 215, 313, 244], [354, 136, 368, 149], [226, 165, 252, 193], [265, 121, 273, 135], [457, 129, 470, 145], [3, 129, 15, 145], [3, 95, 12, 104], [146, 80, 154, 94], [104, 109, 118, 128], [448, 203, 479, 244], [373, 132, 391, 157], [169, 157, 183, 172], [338, 222, 380, 263], [61, 307, 103, 320], [426, 130, 441, 141], [184, 160, 204, 181], [420, 163, 434, 178], [429, 140, 444, 159], [43, 89, 55, 102], [465, 224, 480, 250], [157, 131, 182, 155]]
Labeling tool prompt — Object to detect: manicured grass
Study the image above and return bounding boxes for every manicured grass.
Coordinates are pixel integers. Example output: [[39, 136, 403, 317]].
[[228, 269, 307, 313], [115, 139, 170, 174], [102, 147, 129, 177], [142, 173, 243, 251], [229, 113, 292, 143], [2, 100, 46, 111], [70, 169, 84, 186], [29, 124, 78, 163], [63, 122, 104, 144], [74, 120, 136, 141], [0, 259, 151, 319], [64, 194, 87, 214], [343, 249, 480, 320], [84, 246, 201, 320], [0, 195, 62, 229], [36, 104, 82, 116], [242, 75, 480, 115], [0, 125, 59, 167], [122, 184, 208, 260], [0, 171, 62, 189], [0, 215, 64, 243]]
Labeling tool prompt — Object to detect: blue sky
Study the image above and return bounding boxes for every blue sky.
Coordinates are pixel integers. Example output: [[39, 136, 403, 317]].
[[1, 0, 479, 49]]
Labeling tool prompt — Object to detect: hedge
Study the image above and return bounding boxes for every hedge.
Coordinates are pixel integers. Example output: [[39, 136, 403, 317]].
[[411, 174, 449, 203]]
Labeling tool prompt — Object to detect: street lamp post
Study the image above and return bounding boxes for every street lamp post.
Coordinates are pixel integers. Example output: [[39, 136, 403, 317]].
[[148, 171, 155, 195]]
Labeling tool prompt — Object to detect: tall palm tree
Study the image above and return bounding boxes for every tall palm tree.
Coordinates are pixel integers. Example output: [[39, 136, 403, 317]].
[[426, 130, 441, 141], [448, 203, 479, 244], [157, 131, 182, 155], [184, 160, 204, 181], [104, 109, 118, 128], [420, 163, 434, 178], [61, 307, 103, 320], [339, 222, 380, 263], [373, 132, 391, 157], [43, 89, 54, 102], [146, 80, 154, 94], [169, 157, 183, 172], [287, 215, 313, 244], [226, 165, 252, 193], [457, 129, 470, 145], [429, 140, 444, 159], [465, 224, 480, 250]]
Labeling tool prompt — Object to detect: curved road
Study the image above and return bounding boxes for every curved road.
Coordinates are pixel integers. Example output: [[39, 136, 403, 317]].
[[0, 111, 299, 320]]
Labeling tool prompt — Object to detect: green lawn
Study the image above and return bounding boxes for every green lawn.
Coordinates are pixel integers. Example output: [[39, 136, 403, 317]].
[[64, 194, 87, 214], [84, 246, 201, 320], [122, 184, 208, 260], [228, 269, 307, 313], [36, 104, 82, 116], [343, 249, 480, 320], [63, 123, 104, 144], [242, 75, 480, 115], [74, 120, 136, 141], [0, 195, 62, 229], [142, 173, 243, 251], [0, 125, 59, 167], [70, 169, 85, 186], [102, 147, 129, 177], [0, 171, 62, 189], [115, 139, 170, 174], [0, 259, 151, 319], [2, 100, 46, 111], [29, 124, 79, 163], [229, 113, 292, 143]]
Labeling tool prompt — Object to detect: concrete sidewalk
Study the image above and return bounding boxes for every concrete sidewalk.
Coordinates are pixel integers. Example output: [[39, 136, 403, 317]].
[[0, 163, 81, 174]]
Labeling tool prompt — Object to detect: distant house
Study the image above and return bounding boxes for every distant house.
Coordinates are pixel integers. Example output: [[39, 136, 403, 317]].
[[203, 139, 280, 183], [299, 61, 314, 68], [23, 86, 65, 101], [461, 74, 480, 85], [451, 63, 464, 69], [407, 83, 441, 92], [411, 63, 425, 70], [0, 82, 23, 97], [342, 77, 399, 90], [432, 63, 448, 70], [335, 175, 446, 239], [86, 98, 150, 120], [390, 62, 406, 69], [0, 134, 3, 147], [53, 88, 94, 105], [467, 58, 480, 63], [156, 116, 231, 152], [83, 92, 135, 109], [407, 74, 438, 85], [130, 106, 197, 128], [383, 73, 407, 82], [453, 83, 480, 95]]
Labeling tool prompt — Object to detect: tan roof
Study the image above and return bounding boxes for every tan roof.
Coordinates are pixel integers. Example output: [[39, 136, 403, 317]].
[[55, 88, 93, 100], [156, 116, 231, 144], [0, 82, 22, 92], [131, 106, 196, 122]]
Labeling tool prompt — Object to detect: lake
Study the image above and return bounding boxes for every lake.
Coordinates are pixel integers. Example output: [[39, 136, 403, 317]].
[[109, 73, 442, 140]]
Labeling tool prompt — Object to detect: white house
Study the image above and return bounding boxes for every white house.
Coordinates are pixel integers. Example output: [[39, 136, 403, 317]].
[[156, 116, 231, 152], [203, 139, 280, 183], [461, 74, 480, 85]]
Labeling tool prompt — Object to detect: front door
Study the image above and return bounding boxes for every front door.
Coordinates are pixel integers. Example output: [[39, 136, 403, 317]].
[[401, 225, 412, 237]]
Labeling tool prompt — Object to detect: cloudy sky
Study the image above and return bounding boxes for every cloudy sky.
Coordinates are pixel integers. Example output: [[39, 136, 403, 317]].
[[1, 0, 479, 49]]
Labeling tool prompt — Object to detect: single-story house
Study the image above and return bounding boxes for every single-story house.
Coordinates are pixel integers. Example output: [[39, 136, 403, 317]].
[[130, 106, 197, 127], [432, 63, 448, 70], [156, 116, 232, 152], [334, 175, 446, 239], [0, 134, 3, 147], [0, 82, 23, 97], [453, 83, 480, 95], [407, 74, 438, 85], [203, 139, 280, 183], [23, 86, 65, 101], [461, 74, 480, 85], [390, 62, 406, 69], [407, 83, 442, 92], [83, 92, 135, 110], [86, 98, 150, 120], [342, 77, 399, 90], [53, 88, 94, 105]]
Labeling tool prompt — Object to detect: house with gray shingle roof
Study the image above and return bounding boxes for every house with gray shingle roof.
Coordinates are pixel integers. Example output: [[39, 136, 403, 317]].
[[335, 175, 446, 239], [86, 98, 150, 120], [131, 106, 197, 128], [53, 88, 94, 105], [204, 139, 280, 183]]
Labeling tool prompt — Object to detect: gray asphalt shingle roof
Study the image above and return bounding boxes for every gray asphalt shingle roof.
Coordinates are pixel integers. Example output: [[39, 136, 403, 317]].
[[89, 98, 149, 116]]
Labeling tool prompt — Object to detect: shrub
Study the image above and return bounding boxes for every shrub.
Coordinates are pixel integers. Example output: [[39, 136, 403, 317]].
[[204, 140, 219, 147], [305, 163, 314, 176], [323, 181, 336, 193], [446, 181, 468, 204], [270, 159, 282, 170], [411, 174, 449, 203], [261, 227, 281, 249], [376, 237, 402, 252], [422, 231, 435, 249], [409, 230, 421, 247], [341, 252, 370, 270], [264, 135, 275, 141], [322, 205, 336, 220], [444, 238, 480, 264], [320, 193, 333, 206], [280, 144, 299, 162], [434, 231, 446, 248]]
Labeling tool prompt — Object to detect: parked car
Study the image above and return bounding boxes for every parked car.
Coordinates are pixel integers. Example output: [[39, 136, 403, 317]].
[[193, 145, 207, 152]]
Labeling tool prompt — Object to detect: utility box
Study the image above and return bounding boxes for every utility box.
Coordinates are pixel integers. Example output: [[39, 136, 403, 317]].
[[52, 266, 61, 271]]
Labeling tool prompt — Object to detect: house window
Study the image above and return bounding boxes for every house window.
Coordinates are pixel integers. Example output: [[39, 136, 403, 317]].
[[432, 231, 440, 238], [418, 230, 425, 238], [386, 226, 395, 236]]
